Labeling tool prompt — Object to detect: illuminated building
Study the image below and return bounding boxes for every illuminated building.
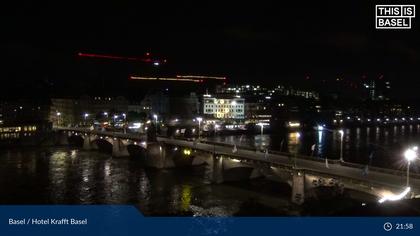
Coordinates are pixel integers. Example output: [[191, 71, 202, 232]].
[[363, 79, 391, 101], [216, 84, 319, 100], [203, 95, 244, 120]]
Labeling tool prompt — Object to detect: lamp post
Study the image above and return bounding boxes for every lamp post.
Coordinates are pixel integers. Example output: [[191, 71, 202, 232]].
[[56, 112, 61, 127], [84, 113, 89, 126], [339, 129, 344, 162], [196, 117, 203, 140], [153, 114, 158, 136], [122, 113, 127, 133], [404, 147, 417, 187], [293, 132, 301, 168], [257, 123, 265, 136]]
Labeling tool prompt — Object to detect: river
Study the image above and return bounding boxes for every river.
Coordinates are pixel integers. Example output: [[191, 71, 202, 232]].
[[0, 147, 375, 216]]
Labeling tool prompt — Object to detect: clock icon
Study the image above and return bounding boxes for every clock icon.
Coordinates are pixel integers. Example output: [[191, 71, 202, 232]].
[[384, 222, 393, 231]]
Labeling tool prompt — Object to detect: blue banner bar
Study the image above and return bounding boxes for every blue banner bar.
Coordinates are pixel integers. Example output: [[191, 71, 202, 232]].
[[0, 206, 418, 236]]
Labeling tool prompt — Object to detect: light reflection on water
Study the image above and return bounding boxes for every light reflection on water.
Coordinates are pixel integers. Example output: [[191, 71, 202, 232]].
[[0, 148, 304, 216]]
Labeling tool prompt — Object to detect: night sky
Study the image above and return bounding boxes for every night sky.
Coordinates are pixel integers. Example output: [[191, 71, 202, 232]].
[[1, 1, 419, 99]]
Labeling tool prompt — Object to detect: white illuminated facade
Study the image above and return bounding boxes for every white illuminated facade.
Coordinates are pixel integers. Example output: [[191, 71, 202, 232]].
[[203, 96, 244, 119]]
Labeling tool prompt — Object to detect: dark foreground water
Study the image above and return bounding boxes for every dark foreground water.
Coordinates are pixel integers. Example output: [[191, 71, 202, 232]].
[[0, 147, 390, 216]]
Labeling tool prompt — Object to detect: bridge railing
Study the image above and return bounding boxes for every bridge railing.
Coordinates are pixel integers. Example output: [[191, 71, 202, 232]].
[[340, 161, 420, 179], [198, 139, 420, 180], [55, 127, 147, 141]]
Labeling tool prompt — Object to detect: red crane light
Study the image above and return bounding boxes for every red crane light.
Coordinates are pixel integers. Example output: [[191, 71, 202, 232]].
[[77, 52, 157, 63]]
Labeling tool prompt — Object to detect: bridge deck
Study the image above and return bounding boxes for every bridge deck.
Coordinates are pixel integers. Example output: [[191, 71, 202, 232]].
[[159, 137, 420, 194], [56, 128, 420, 195]]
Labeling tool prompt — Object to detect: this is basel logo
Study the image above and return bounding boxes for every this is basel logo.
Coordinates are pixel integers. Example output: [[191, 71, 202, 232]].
[[376, 5, 415, 29]]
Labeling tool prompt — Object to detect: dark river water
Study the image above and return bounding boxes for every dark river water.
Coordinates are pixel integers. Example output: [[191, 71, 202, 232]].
[[207, 125, 420, 172], [0, 147, 373, 216]]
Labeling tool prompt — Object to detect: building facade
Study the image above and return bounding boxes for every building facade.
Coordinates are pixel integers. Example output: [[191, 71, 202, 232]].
[[203, 95, 244, 119]]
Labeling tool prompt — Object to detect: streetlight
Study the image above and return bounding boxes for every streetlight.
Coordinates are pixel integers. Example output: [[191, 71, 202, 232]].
[[122, 113, 127, 133], [153, 114, 158, 124], [404, 147, 417, 187], [56, 112, 61, 126], [317, 125, 324, 131], [153, 114, 158, 136], [196, 117, 203, 140], [339, 129, 344, 162], [257, 122, 266, 136], [83, 113, 89, 125], [291, 132, 301, 168], [214, 124, 220, 134]]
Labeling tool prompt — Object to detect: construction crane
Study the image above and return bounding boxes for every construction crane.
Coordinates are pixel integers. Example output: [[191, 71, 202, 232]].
[[77, 52, 167, 66]]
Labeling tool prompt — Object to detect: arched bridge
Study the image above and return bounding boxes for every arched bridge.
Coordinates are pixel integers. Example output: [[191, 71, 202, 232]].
[[54, 127, 420, 205]]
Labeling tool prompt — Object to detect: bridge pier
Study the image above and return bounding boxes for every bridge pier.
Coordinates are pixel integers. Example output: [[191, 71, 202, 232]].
[[112, 138, 130, 157], [291, 170, 305, 205], [83, 135, 92, 150], [212, 155, 224, 184], [145, 143, 175, 168], [56, 131, 69, 146]]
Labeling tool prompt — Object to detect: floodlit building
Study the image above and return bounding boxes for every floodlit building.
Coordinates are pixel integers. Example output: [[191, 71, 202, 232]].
[[203, 95, 244, 120]]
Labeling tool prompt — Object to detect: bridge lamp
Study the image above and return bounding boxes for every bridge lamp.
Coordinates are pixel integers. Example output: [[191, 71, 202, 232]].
[[196, 117, 203, 140], [183, 149, 191, 156], [83, 113, 89, 125], [257, 123, 267, 136], [404, 148, 418, 187], [338, 130, 344, 162], [56, 112, 61, 126]]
